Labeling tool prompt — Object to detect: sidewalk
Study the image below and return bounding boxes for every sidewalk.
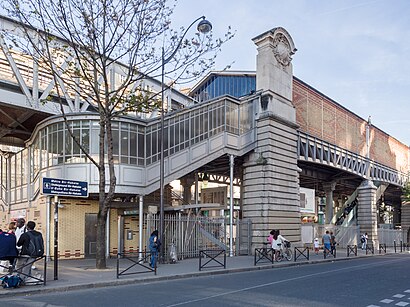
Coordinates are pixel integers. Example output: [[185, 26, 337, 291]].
[[0, 247, 405, 298]]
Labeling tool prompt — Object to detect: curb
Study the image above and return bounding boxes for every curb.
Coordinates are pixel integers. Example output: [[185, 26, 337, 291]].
[[0, 251, 396, 298]]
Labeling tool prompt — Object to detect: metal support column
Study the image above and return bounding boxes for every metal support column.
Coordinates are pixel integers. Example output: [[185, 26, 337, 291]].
[[139, 195, 144, 261], [229, 154, 235, 257]]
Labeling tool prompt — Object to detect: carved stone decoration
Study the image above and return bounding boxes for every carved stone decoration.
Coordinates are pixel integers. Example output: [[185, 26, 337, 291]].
[[273, 33, 294, 67]]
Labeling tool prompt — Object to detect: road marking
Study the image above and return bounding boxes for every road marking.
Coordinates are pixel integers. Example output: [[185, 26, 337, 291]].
[[166, 257, 410, 307], [395, 295, 406, 298], [367, 305, 380, 307], [380, 299, 394, 303], [395, 302, 409, 306]]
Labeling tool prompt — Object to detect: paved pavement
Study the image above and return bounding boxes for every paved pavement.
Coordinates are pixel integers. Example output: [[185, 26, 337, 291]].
[[0, 246, 406, 298]]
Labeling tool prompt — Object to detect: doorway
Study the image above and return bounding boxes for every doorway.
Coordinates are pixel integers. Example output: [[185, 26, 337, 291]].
[[84, 213, 97, 258]]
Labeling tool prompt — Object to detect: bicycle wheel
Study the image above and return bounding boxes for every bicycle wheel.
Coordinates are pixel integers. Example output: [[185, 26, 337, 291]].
[[276, 252, 283, 262], [285, 249, 292, 261]]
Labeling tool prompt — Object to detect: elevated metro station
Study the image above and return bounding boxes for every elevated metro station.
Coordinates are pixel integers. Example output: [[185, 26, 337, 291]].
[[0, 18, 409, 260]]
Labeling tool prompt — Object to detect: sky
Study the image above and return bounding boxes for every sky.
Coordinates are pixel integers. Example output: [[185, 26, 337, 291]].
[[171, 0, 410, 145]]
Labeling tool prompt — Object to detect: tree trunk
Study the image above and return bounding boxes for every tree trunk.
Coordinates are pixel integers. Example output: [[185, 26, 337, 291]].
[[96, 116, 107, 269], [96, 210, 108, 269]]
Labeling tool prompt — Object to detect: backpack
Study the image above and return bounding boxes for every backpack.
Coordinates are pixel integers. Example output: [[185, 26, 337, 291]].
[[360, 236, 366, 243], [27, 231, 44, 258], [2, 274, 22, 288]]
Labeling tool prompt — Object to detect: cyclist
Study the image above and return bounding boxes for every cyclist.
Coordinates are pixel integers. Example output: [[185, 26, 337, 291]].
[[271, 230, 288, 261], [267, 229, 275, 245]]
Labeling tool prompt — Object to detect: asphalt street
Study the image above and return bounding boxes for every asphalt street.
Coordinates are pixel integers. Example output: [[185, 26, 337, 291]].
[[2, 254, 410, 307]]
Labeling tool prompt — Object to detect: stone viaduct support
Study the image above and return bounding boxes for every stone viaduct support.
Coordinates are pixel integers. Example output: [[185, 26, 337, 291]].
[[357, 181, 379, 247], [242, 28, 301, 248]]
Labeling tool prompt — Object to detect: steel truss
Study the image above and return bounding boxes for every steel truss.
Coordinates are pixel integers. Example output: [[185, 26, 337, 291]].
[[298, 132, 407, 186]]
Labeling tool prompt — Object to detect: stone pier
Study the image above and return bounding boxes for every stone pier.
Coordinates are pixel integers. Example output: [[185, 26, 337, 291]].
[[242, 28, 301, 249]]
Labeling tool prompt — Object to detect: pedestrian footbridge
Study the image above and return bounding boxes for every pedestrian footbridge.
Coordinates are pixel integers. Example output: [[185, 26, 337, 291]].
[[1, 90, 407, 201]]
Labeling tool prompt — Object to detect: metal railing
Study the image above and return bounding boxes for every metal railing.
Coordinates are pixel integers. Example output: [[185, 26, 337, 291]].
[[365, 244, 374, 255], [347, 245, 357, 257], [294, 247, 309, 262], [199, 249, 226, 271], [0, 256, 47, 286], [116, 251, 156, 278], [254, 247, 275, 265]]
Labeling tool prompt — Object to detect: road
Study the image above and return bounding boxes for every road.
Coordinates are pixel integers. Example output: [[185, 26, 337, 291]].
[[2, 254, 410, 307]]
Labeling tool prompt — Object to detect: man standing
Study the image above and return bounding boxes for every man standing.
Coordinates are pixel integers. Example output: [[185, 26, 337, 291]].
[[15, 218, 26, 273], [15, 218, 26, 250], [322, 230, 332, 255], [16, 221, 44, 284]]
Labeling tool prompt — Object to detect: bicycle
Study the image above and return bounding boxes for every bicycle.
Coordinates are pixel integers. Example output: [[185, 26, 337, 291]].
[[276, 241, 292, 261]]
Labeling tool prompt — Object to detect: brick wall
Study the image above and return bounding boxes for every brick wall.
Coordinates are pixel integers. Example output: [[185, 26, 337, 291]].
[[293, 78, 409, 172]]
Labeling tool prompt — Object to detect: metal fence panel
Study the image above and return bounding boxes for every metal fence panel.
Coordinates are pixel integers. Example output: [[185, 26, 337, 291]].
[[144, 213, 251, 261], [378, 228, 406, 247]]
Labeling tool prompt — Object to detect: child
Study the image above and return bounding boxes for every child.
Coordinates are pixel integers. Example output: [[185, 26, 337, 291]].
[[314, 238, 320, 255]]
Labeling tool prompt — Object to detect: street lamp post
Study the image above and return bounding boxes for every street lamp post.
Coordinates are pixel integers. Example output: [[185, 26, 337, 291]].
[[159, 16, 212, 262]]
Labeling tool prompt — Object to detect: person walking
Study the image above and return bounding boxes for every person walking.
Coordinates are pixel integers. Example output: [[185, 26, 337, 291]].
[[330, 231, 336, 255], [313, 238, 320, 255], [361, 232, 368, 250], [149, 230, 161, 269], [16, 221, 44, 284], [322, 230, 332, 255]]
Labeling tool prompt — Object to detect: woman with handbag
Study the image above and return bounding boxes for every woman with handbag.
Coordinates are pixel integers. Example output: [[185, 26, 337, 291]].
[[149, 230, 161, 268]]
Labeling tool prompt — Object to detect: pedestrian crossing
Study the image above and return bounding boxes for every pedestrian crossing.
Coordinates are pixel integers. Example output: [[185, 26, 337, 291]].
[[367, 289, 410, 306]]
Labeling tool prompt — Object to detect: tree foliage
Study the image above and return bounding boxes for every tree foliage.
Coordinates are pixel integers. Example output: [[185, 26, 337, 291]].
[[402, 182, 410, 203], [1, 0, 233, 268]]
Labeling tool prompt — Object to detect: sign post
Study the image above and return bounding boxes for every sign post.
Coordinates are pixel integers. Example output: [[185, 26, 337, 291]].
[[42, 177, 89, 281], [53, 195, 58, 280]]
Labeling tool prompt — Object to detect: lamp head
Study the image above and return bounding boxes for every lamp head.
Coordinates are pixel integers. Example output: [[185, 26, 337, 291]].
[[202, 173, 209, 185], [197, 18, 212, 34]]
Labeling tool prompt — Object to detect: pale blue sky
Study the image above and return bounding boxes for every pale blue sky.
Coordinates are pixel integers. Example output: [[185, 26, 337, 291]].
[[172, 0, 410, 145]]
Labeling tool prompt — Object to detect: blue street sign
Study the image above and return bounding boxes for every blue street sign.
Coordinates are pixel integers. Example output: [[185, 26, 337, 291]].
[[42, 177, 88, 198]]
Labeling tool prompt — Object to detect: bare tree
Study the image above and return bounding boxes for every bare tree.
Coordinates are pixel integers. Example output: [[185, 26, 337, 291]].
[[1, 0, 233, 268]]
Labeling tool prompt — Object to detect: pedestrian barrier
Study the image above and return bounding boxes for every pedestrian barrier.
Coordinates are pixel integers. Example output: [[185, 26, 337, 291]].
[[379, 243, 387, 254], [199, 249, 226, 271], [393, 240, 407, 253], [323, 247, 336, 259], [0, 256, 47, 286], [254, 247, 274, 265], [347, 245, 357, 257], [116, 251, 156, 279], [294, 247, 309, 262], [398, 241, 410, 252], [365, 244, 374, 255]]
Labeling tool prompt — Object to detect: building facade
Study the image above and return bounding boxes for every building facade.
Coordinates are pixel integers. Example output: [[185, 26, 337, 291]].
[[0, 23, 409, 259]]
